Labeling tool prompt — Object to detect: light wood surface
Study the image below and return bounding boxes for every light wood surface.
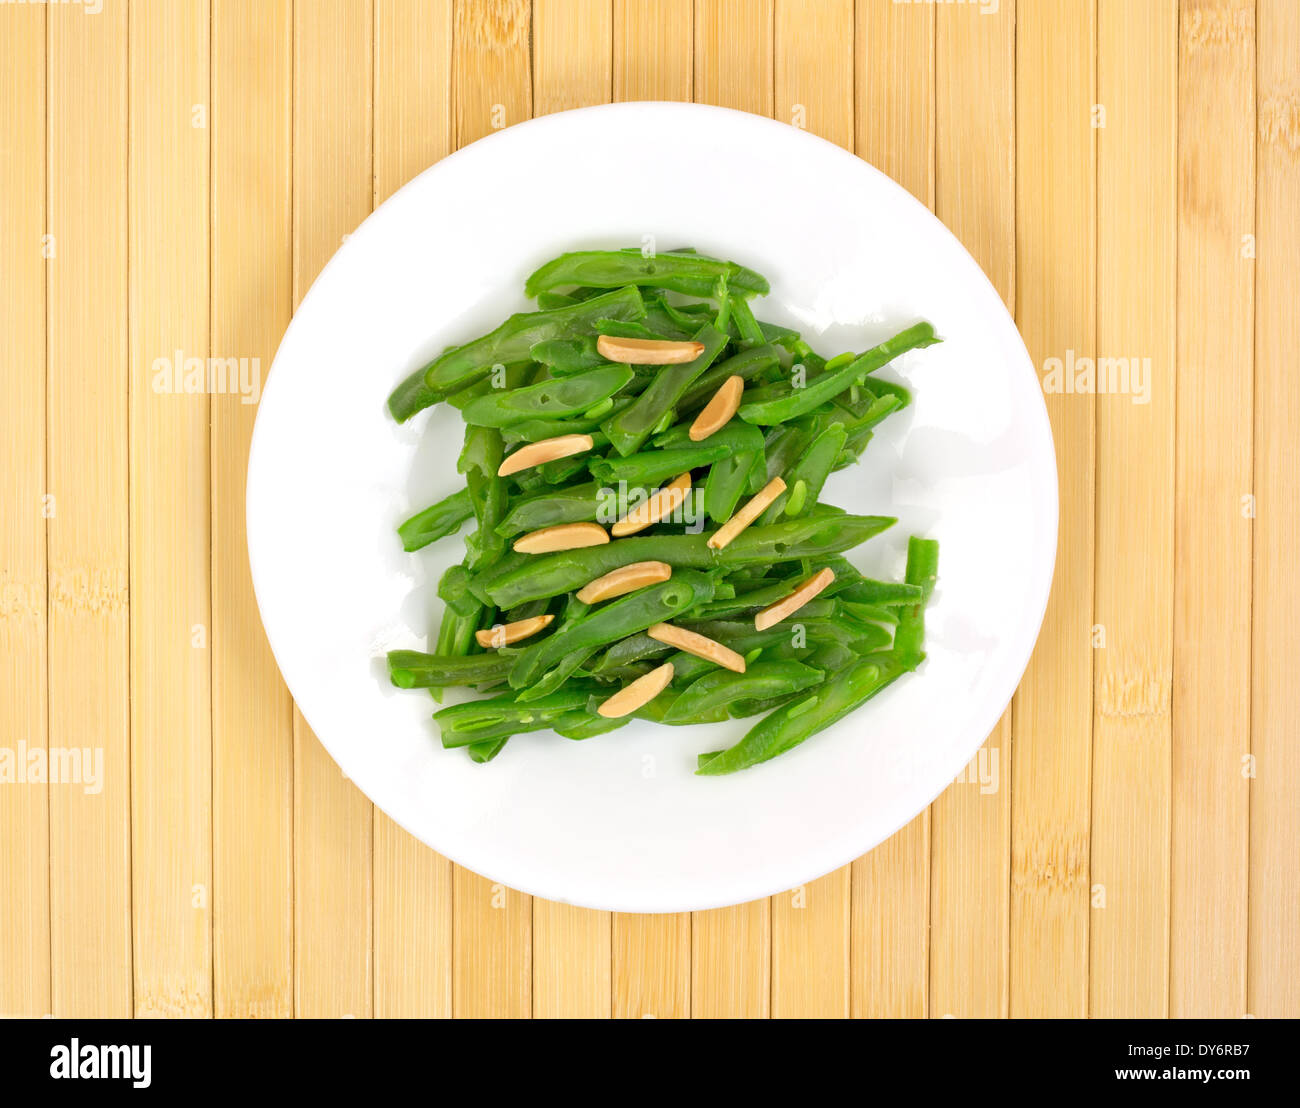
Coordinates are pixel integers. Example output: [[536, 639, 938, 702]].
[[0, 0, 1294, 1018]]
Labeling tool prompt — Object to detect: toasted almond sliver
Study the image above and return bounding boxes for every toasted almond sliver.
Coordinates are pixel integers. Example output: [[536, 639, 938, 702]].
[[688, 375, 744, 442], [647, 622, 746, 674], [575, 561, 672, 604], [597, 662, 675, 719], [707, 476, 787, 550], [513, 522, 610, 554], [474, 614, 554, 650], [498, 433, 594, 477], [596, 335, 705, 365], [754, 568, 837, 631], [611, 474, 693, 538]]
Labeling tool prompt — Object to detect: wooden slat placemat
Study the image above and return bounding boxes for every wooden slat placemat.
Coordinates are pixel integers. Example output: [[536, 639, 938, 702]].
[[0, 0, 1295, 1019]]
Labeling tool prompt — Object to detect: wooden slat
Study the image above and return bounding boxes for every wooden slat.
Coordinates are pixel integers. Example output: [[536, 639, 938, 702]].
[[607, 0, 700, 1020], [453, 879, 532, 1018], [851, 0, 934, 1021], [612, 912, 689, 1018], [681, 0, 775, 1019], [529, 0, 616, 1019], [694, 0, 773, 115], [772, 0, 854, 1020], [371, 0, 455, 1021], [534, 0, 611, 117], [533, 903, 611, 1018], [292, 0, 374, 1018], [776, 0, 852, 141], [128, 0, 213, 1018], [1010, 0, 1095, 1018], [772, 881, 850, 1018], [1249, 0, 1300, 1021], [46, 0, 132, 1019], [210, 0, 294, 1019], [0, 0, 49, 1020], [928, 0, 1014, 1022], [692, 900, 769, 1019], [855, 0, 933, 200], [613, 0, 692, 101], [1089, 0, 1176, 1019], [1171, 0, 1254, 1019], [449, 0, 534, 1018]]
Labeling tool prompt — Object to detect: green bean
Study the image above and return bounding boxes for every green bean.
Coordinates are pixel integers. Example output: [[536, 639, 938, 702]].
[[435, 687, 593, 748], [444, 361, 535, 410], [676, 344, 781, 412], [466, 738, 510, 762], [703, 445, 763, 524], [591, 422, 764, 488], [697, 655, 908, 775], [515, 644, 600, 703], [552, 711, 630, 740], [728, 296, 768, 347], [836, 601, 901, 626], [738, 322, 939, 426], [387, 649, 513, 689], [396, 488, 474, 552], [892, 537, 939, 666], [529, 335, 606, 374], [509, 571, 716, 689], [494, 482, 610, 538], [437, 563, 480, 618], [761, 423, 848, 523], [525, 249, 769, 299], [587, 632, 672, 675], [663, 661, 824, 723], [718, 512, 896, 566], [458, 426, 508, 571], [461, 363, 633, 427], [483, 513, 890, 609], [602, 324, 729, 456], [386, 286, 647, 422]]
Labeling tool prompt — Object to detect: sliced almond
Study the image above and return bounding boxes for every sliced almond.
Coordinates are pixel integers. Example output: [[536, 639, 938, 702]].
[[610, 474, 693, 537], [597, 662, 675, 719], [647, 622, 746, 673], [596, 335, 705, 365], [688, 375, 744, 441], [754, 568, 836, 631], [707, 476, 787, 550], [513, 522, 609, 554], [575, 561, 672, 604], [474, 613, 554, 649], [498, 433, 594, 477]]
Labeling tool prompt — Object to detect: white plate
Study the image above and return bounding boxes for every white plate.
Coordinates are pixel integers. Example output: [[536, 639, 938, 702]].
[[247, 102, 1055, 913]]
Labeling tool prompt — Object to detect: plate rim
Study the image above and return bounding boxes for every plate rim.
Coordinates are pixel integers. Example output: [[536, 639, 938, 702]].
[[247, 100, 1058, 912]]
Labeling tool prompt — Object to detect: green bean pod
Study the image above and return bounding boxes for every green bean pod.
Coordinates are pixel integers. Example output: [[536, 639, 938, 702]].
[[525, 249, 769, 299], [396, 488, 474, 552], [663, 661, 825, 723], [696, 655, 908, 775], [461, 363, 634, 427], [386, 650, 513, 690], [738, 322, 939, 426]]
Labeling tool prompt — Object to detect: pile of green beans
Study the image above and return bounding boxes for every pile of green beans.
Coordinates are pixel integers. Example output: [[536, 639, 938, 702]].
[[384, 247, 940, 774]]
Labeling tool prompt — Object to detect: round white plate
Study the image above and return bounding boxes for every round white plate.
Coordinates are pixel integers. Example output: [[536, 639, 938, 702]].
[[247, 102, 1055, 913]]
